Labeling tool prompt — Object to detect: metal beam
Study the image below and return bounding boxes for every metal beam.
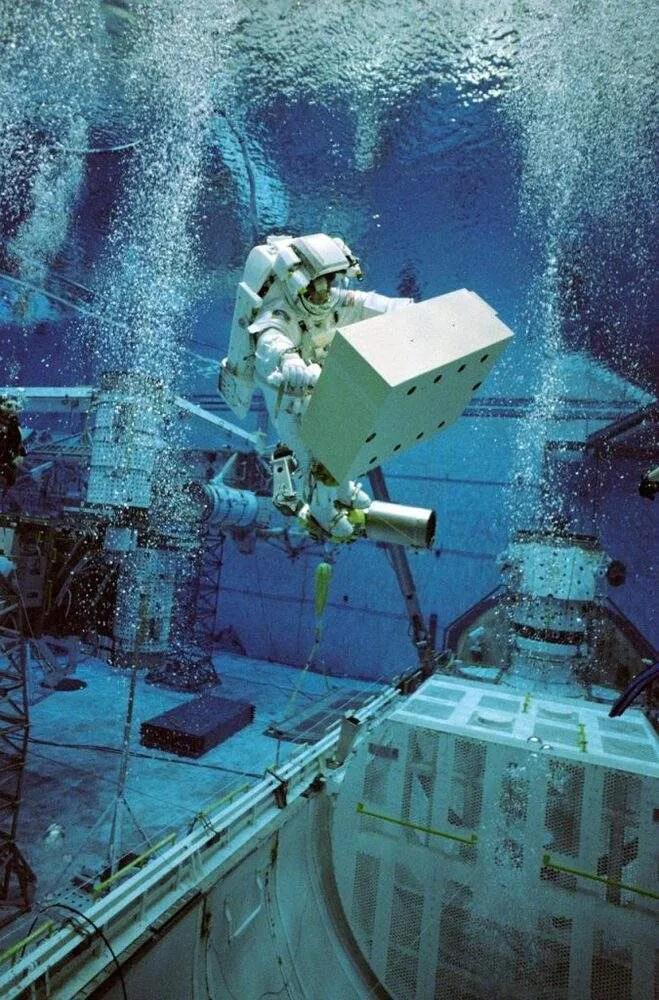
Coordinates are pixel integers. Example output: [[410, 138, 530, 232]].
[[172, 397, 263, 451], [586, 403, 658, 455], [0, 386, 262, 451], [0, 386, 94, 413], [367, 466, 431, 661]]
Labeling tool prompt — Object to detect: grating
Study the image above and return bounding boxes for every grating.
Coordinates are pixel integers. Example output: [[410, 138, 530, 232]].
[[331, 676, 658, 1000], [264, 688, 376, 743]]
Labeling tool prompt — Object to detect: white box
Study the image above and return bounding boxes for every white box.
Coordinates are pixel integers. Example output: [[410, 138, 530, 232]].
[[300, 289, 513, 482]]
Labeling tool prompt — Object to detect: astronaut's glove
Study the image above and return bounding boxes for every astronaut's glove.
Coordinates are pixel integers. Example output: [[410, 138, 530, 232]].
[[269, 354, 321, 392]]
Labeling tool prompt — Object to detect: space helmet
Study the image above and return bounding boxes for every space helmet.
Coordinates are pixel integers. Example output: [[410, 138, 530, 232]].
[[274, 233, 362, 314]]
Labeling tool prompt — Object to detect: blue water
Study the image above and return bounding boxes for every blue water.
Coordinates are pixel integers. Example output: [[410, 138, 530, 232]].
[[0, 6, 656, 988], [0, 0, 655, 648]]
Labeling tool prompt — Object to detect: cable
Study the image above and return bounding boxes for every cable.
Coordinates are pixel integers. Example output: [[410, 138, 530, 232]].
[[38, 902, 129, 1000], [609, 662, 658, 717], [0, 270, 130, 330], [25, 742, 253, 860], [23, 746, 199, 861], [27, 742, 233, 822], [51, 141, 139, 156], [206, 935, 242, 1000], [24, 742, 251, 905], [28, 737, 262, 779], [261, 868, 295, 1000], [34, 799, 118, 899], [218, 669, 317, 701]]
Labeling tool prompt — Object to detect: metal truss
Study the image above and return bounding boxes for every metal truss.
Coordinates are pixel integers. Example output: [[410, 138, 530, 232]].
[[0, 583, 35, 928], [194, 528, 225, 644]]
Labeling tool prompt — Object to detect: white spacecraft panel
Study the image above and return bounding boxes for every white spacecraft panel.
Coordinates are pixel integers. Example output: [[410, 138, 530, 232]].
[[332, 676, 658, 1000], [300, 289, 513, 483]]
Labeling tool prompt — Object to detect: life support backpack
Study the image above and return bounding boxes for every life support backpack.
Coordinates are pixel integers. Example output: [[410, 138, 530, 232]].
[[218, 233, 359, 419]]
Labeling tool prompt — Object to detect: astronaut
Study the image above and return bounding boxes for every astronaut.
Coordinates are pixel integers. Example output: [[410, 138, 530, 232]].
[[220, 233, 412, 539], [638, 466, 659, 500], [0, 396, 25, 489]]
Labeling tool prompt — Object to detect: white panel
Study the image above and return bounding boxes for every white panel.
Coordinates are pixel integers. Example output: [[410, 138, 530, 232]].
[[300, 290, 513, 482], [332, 676, 659, 1000]]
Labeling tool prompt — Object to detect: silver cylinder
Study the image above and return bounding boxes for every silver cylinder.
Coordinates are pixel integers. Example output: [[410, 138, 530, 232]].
[[364, 501, 436, 549], [189, 480, 259, 529]]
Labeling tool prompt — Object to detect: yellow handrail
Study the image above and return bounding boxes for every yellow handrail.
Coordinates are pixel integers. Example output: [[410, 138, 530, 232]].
[[356, 802, 478, 845], [195, 784, 251, 820], [0, 920, 56, 966], [93, 832, 177, 896], [543, 854, 658, 901]]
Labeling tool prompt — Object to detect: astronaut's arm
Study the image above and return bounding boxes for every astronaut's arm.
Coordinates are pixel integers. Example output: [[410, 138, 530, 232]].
[[338, 288, 414, 325], [254, 328, 321, 391]]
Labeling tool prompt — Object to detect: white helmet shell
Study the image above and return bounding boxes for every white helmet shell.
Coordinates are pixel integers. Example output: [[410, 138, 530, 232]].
[[291, 233, 351, 280]]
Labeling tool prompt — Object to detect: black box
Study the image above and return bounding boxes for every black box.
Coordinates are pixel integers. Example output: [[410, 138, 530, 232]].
[[140, 695, 255, 758]]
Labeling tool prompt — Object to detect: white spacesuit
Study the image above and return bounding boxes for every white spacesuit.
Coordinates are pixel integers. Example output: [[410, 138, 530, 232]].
[[220, 233, 412, 540]]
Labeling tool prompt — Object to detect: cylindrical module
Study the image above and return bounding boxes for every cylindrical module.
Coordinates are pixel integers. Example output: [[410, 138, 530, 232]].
[[87, 372, 165, 509], [363, 500, 436, 549], [187, 479, 261, 529], [112, 546, 177, 668], [499, 531, 610, 683]]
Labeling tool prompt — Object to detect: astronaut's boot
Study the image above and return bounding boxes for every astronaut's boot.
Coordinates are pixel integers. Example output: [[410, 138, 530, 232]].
[[304, 481, 355, 541], [271, 444, 301, 516]]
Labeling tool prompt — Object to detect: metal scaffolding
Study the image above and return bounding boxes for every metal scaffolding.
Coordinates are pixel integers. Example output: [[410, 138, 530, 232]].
[[0, 582, 35, 928], [194, 528, 225, 645]]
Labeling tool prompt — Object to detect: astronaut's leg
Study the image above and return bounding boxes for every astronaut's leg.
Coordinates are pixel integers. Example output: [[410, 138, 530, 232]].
[[269, 454, 372, 540], [305, 478, 354, 540], [263, 385, 313, 516], [262, 384, 371, 540], [270, 444, 301, 515], [302, 470, 372, 541]]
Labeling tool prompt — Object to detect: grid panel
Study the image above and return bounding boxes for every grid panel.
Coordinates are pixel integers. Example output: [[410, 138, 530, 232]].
[[331, 677, 658, 1000]]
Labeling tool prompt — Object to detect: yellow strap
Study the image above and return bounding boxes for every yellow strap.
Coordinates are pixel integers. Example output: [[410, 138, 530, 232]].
[[314, 561, 333, 617]]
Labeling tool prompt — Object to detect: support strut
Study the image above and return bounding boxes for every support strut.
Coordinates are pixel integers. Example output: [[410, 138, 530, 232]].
[[367, 467, 434, 664]]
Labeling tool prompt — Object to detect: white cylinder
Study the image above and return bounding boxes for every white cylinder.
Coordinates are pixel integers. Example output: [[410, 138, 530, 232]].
[[87, 372, 165, 509], [364, 500, 436, 549]]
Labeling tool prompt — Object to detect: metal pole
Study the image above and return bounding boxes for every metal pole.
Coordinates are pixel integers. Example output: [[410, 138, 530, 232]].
[[367, 467, 431, 661], [107, 662, 138, 876]]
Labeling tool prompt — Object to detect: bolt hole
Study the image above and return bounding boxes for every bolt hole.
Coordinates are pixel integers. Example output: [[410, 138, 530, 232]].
[[407, 385, 417, 396], [480, 353, 489, 362], [458, 363, 466, 372], [393, 444, 401, 451], [369, 456, 378, 464], [365, 432, 376, 442], [437, 420, 446, 429], [433, 373, 443, 383], [416, 432, 424, 440], [472, 382, 482, 391]]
